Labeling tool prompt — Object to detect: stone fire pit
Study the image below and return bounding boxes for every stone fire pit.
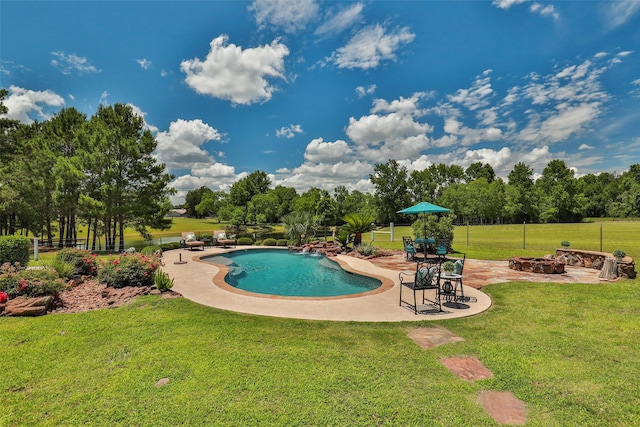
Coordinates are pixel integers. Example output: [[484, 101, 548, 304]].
[[509, 256, 565, 274]]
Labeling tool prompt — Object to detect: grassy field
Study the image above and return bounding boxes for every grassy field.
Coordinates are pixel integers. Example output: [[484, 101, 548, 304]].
[[2, 280, 639, 426], [366, 221, 640, 261]]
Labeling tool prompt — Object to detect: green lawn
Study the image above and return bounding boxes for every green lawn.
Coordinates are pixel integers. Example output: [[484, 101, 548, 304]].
[[366, 221, 640, 261], [2, 280, 639, 426], [11, 220, 640, 425]]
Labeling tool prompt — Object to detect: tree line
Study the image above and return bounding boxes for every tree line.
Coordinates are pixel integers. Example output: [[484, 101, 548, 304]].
[[372, 158, 640, 224], [187, 159, 640, 228], [0, 90, 174, 251]]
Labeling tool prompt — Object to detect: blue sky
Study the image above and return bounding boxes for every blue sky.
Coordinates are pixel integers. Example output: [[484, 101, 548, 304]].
[[2, 0, 640, 204]]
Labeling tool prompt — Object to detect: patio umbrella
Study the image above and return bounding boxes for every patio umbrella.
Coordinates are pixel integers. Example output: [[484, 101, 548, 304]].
[[397, 202, 450, 215], [397, 202, 450, 239]]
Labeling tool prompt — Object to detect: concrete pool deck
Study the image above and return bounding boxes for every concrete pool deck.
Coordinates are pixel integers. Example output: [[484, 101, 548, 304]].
[[161, 246, 492, 322], [161, 246, 603, 322]]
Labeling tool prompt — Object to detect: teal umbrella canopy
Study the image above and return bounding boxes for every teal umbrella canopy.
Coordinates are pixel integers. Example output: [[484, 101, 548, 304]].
[[397, 202, 450, 214]]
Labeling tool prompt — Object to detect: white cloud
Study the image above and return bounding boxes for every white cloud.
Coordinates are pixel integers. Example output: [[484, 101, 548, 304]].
[[579, 144, 595, 150], [345, 92, 436, 162], [315, 3, 363, 37], [2, 85, 64, 123], [492, 0, 527, 9], [99, 91, 109, 105], [276, 123, 303, 139], [604, 0, 640, 29], [50, 51, 100, 75], [325, 24, 415, 70], [511, 58, 611, 143], [190, 163, 237, 178], [181, 35, 289, 105], [303, 138, 353, 163], [529, 3, 559, 20], [371, 92, 428, 116], [448, 72, 494, 111], [274, 160, 373, 193], [355, 84, 376, 98], [493, 0, 559, 19], [160, 69, 168, 77], [460, 147, 512, 171], [154, 119, 222, 169], [249, 0, 319, 33], [136, 58, 152, 69]]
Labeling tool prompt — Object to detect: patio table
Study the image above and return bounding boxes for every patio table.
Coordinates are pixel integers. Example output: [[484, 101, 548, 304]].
[[414, 237, 435, 257]]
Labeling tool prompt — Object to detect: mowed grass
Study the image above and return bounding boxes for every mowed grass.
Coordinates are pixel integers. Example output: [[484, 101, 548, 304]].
[[12, 220, 639, 425], [2, 281, 640, 426]]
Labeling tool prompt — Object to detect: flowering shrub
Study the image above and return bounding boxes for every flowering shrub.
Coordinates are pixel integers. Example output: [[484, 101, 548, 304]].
[[98, 253, 161, 288], [0, 291, 8, 303], [0, 264, 66, 298], [55, 248, 99, 277]]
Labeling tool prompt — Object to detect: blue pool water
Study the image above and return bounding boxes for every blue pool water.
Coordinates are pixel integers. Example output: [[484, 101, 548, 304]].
[[204, 249, 381, 297]]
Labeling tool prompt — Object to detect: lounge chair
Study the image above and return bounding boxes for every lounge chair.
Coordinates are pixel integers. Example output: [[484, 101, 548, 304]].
[[214, 230, 236, 248], [181, 232, 205, 251]]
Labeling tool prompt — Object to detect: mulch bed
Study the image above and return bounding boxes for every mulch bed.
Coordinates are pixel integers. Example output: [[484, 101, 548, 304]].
[[48, 279, 181, 314]]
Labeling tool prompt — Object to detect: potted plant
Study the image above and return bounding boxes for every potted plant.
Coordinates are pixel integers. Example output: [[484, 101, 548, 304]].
[[561, 240, 570, 248], [442, 261, 455, 274], [612, 249, 626, 261]]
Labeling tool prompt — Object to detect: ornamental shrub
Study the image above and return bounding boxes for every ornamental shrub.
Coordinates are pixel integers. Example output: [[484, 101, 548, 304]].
[[0, 263, 66, 298], [237, 237, 253, 246], [98, 253, 162, 288], [55, 248, 99, 276], [141, 245, 162, 256], [354, 243, 379, 256], [154, 269, 174, 291], [46, 259, 75, 280], [277, 239, 289, 246], [262, 238, 278, 246], [613, 249, 626, 259], [159, 242, 181, 251], [0, 235, 30, 267]]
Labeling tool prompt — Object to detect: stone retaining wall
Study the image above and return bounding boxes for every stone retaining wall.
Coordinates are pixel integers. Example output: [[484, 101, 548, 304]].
[[555, 248, 636, 279]]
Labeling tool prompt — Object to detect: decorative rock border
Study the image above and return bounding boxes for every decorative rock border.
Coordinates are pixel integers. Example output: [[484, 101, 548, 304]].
[[508, 256, 565, 274], [290, 240, 344, 257], [555, 248, 636, 279]]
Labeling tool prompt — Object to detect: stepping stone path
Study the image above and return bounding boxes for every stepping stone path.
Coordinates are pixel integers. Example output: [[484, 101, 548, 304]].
[[440, 356, 493, 381], [408, 326, 464, 349], [408, 327, 527, 425]]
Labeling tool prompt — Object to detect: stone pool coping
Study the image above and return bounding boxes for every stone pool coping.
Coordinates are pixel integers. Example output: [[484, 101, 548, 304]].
[[161, 246, 492, 322]]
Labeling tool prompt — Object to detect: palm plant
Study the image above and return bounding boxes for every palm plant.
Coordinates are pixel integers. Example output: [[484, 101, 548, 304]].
[[334, 225, 353, 249], [342, 213, 375, 246], [282, 211, 317, 245]]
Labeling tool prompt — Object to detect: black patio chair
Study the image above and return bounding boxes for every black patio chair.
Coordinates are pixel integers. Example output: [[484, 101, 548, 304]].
[[402, 236, 418, 261], [399, 259, 442, 314]]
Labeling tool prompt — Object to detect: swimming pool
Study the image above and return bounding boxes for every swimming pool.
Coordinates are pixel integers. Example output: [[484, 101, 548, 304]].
[[204, 249, 382, 297]]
